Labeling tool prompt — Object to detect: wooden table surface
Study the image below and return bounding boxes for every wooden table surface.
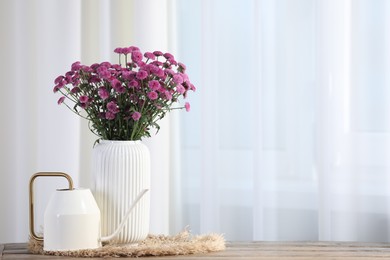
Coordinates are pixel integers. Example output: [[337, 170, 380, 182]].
[[2, 241, 390, 259]]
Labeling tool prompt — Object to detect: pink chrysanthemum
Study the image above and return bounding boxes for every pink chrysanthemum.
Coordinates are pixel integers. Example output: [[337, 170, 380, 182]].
[[129, 46, 140, 52], [105, 111, 116, 120], [79, 95, 89, 103], [129, 79, 139, 87], [164, 52, 174, 60], [178, 62, 187, 71], [144, 52, 156, 60], [107, 101, 119, 114], [147, 91, 158, 100], [57, 96, 65, 105], [136, 70, 148, 80], [173, 74, 184, 84], [185, 102, 191, 112], [98, 87, 109, 100], [54, 76, 64, 85], [148, 80, 161, 91], [122, 47, 132, 55], [71, 61, 81, 71], [164, 90, 172, 100], [176, 84, 185, 94], [132, 112, 141, 121], [153, 50, 163, 56], [114, 47, 123, 54], [131, 51, 143, 63], [71, 87, 80, 94]]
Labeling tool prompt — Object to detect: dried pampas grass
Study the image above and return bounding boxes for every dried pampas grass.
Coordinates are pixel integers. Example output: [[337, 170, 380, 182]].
[[28, 229, 225, 258]]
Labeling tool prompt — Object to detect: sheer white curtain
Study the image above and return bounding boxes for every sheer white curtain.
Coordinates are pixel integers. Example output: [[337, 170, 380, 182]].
[[176, 0, 390, 241], [0, 0, 174, 243], [0, 0, 82, 243]]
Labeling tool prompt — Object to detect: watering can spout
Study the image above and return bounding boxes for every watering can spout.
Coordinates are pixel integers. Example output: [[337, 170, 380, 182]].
[[100, 189, 149, 243]]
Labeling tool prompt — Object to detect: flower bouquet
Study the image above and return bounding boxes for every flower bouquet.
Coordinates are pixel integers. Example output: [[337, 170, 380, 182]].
[[53, 46, 195, 141]]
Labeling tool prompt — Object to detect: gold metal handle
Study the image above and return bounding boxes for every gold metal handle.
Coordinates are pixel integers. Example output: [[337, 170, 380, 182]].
[[29, 172, 74, 241]]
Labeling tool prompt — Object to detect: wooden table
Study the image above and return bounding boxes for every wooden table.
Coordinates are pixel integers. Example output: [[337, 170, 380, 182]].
[[2, 241, 390, 259]]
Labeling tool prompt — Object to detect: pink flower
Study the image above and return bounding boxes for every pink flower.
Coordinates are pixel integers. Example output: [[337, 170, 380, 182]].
[[111, 79, 125, 93], [168, 58, 178, 66], [173, 74, 184, 84], [156, 86, 165, 93], [145, 64, 159, 74], [164, 53, 174, 60], [100, 61, 111, 67], [121, 47, 132, 54], [178, 62, 187, 71], [70, 75, 80, 86], [122, 70, 135, 81], [144, 52, 156, 60], [54, 76, 64, 85], [97, 66, 109, 78], [89, 75, 100, 83], [91, 63, 99, 70], [65, 75, 72, 83], [131, 51, 143, 63], [185, 102, 191, 112], [129, 79, 139, 87], [132, 112, 141, 121], [65, 71, 74, 77], [53, 85, 60, 93], [79, 95, 89, 103], [147, 91, 158, 100], [137, 61, 146, 67], [164, 69, 175, 76], [153, 51, 163, 56], [182, 73, 189, 82], [80, 103, 88, 109], [105, 111, 116, 120], [130, 94, 138, 103], [71, 61, 81, 71], [128, 46, 140, 52], [81, 65, 93, 73], [107, 101, 119, 114], [151, 61, 163, 67], [136, 70, 148, 80], [148, 80, 161, 91], [71, 87, 80, 93], [114, 47, 124, 54], [164, 90, 172, 100], [57, 96, 65, 105], [176, 84, 185, 94], [114, 47, 136, 55], [109, 64, 122, 70], [117, 86, 126, 93], [155, 69, 165, 78], [98, 87, 109, 100]]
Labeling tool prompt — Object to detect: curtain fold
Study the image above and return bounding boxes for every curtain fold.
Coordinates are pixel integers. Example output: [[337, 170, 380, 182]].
[[177, 0, 390, 241], [0, 0, 82, 243], [0, 0, 173, 243]]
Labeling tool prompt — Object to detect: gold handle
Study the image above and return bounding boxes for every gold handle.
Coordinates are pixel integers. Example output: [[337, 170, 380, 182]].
[[29, 172, 74, 241]]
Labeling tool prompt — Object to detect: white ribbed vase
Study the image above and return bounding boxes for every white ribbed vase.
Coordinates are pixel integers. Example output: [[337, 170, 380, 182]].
[[91, 140, 150, 244]]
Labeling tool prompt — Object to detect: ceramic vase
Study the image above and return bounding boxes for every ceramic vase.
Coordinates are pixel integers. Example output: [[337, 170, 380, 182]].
[[91, 140, 150, 244]]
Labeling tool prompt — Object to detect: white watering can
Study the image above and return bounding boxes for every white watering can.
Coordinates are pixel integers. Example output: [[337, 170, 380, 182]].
[[29, 172, 148, 251]]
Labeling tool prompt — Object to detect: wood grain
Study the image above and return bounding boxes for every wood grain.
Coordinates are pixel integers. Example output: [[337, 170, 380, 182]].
[[3, 241, 390, 259]]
